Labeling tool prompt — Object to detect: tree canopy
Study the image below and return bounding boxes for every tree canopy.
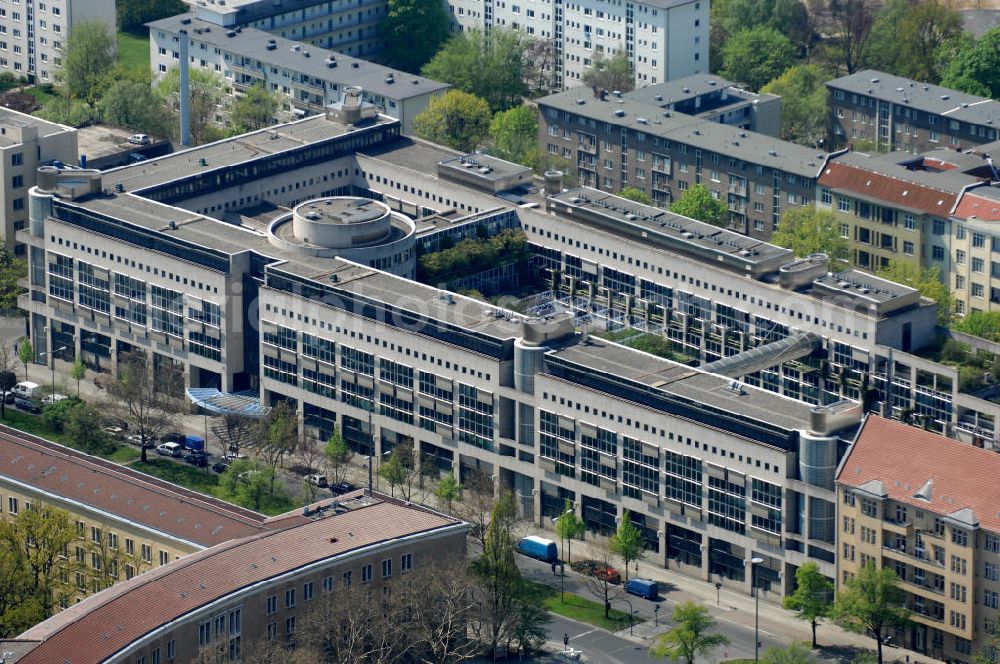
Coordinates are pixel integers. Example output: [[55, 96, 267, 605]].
[[609, 511, 645, 581], [670, 184, 729, 227], [422, 29, 530, 112], [59, 22, 116, 107], [118, 0, 187, 34], [155, 66, 226, 146], [582, 50, 634, 94], [618, 187, 654, 205], [782, 562, 833, 648], [489, 105, 539, 168], [97, 79, 171, 137], [413, 90, 492, 153], [954, 311, 1000, 343], [228, 84, 282, 134], [380, 0, 452, 74], [721, 26, 796, 92], [0, 241, 26, 313], [876, 262, 952, 327], [833, 563, 910, 664], [710, 0, 813, 70], [650, 602, 728, 664], [940, 28, 1000, 98], [761, 65, 829, 145], [770, 206, 847, 259]]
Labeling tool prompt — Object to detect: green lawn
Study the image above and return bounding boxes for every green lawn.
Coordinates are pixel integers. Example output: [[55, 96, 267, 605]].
[[527, 581, 643, 632], [116, 31, 150, 73], [135, 457, 220, 493], [23, 86, 59, 107], [0, 407, 69, 443]]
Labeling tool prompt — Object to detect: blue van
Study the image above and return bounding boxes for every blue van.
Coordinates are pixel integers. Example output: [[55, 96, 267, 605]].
[[515, 536, 559, 563], [624, 578, 659, 600]]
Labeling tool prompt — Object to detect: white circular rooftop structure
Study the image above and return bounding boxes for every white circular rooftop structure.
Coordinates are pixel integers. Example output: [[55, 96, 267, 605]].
[[267, 196, 416, 276]]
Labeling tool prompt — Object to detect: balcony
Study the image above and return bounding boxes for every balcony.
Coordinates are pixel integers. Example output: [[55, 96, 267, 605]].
[[898, 576, 944, 598], [882, 544, 944, 572], [882, 518, 912, 536]]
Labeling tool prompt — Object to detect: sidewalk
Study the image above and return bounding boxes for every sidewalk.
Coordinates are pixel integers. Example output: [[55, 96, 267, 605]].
[[531, 530, 930, 664]]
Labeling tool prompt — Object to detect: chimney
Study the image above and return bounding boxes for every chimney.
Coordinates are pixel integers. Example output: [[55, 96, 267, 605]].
[[178, 30, 191, 147], [544, 170, 564, 210]]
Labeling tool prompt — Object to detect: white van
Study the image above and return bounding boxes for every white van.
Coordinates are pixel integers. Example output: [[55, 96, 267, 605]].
[[12, 381, 41, 399], [156, 442, 184, 457]]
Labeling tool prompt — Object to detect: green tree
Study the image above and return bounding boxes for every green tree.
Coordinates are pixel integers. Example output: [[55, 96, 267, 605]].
[[609, 511, 644, 582], [866, 0, 910, 74], [554, 499, 584, 564], [761, 642, 818, 664], [118, 0, 187, 34], [581, 49, 634, 93], [824, 0, 877, 75], [378, 445, 416, 499], [782, 562, 833, 648], [833, 562, 910, 664], [761, 65, 829, 145], [433, 471, 462, 512], [105, 350, 184, 463], [940, 28, 1000, 98], [257, 400, 298, 494], [155, 66, 226, 146], [228, 83, 281, 134], [97, 79, 170, 136], [69, 358, 86, 398], [721, 26, 795, 92], [618, 187, 653, 205], [711, 0, 814, 68], [323, 426, 354, 484], [471, 492, 524, 655], [771, 206, 846, 259], [876, 262, 952, 327], [670, 184, 729, 227], [0, 242, 26, 313], [413, 90, 492, 153], [650, 602, 729, 664], [955, 311, 1000, 342], [489, 106, 538, 168], [380, 0, 451, 73], [64, 403, 115, 455], [422, 29, 529, 112], [59, 21, 115, 107], [17, 337, 32, 381], [897, 0, 962, 82]]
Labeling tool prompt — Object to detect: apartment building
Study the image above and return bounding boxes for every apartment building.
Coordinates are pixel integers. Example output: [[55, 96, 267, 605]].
[[3, 490, 466, 664], [827, 70, 1000, 154], [148, 14, 448, 133], [15, 106, 964, 602], [0, 0, 115, 83], [0, 424, 268, 608], [449, 0, 707, 90], [183, 0, 385, 58], [0, 107, 75, 254], [537, 83, 822, 240], [837, 415, 1000, 662]]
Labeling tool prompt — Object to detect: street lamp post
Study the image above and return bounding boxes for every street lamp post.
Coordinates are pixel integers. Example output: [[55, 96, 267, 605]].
[[653, 604, 660, 627], [612, 597, 635, 636], [751, 556, 764, 664], [37, 346, 67, 396]]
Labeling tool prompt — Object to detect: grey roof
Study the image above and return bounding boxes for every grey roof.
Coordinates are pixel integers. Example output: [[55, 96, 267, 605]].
[[186, 0, 330, 20], [548, 338, 816, 437], [856, 479, 887, 498], [945, 507, 979, 528], [438, 152, 533, 184], [830, 149, 982, 197], [537, 88, 828, 177], [827, 69, 1000, 127], [0, 108, 72, 146], [147, 14, 449, 101], [623, 74, 777, 110]]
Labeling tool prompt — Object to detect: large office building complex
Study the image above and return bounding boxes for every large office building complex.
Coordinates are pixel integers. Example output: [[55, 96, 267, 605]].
[[15, 102, 963, 600], [0, 0, 115, 83], [827, 70, 1000, 154], [148, 14, 448, 133], [837, 415, 1000, 661], [536, 78, 818, 240], [448, 0, 708, 89]]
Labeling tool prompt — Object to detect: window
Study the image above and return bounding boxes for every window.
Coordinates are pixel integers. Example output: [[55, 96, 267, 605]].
[[904, 214, 915, 230], [956, 250, 966, 265], [838, 198, 850, 212], [973, 283, 985, 298], [303, 581, 314, 602], [382, 558, 392, 579], [362, 564, 373, 583], [401, 553, 413, 573], [903, 241, 914, 255], [973, 257, 985, 273], [933, 246, 945, 261], [141, 544, 152, 564], [285, 616, 296, 637], [267, 594, 277, 615], [285, 587, 295, 608], [952, 528, 969, 546]]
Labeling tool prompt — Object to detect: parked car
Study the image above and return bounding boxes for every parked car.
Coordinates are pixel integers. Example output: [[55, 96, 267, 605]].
[[103, 426, 126, 440], [127, 433, 155, 448], [211, 461, 230, 474], [12, 381, 41, 400], [14, 396, 40, 413], [571, 559, 622, 585], [307, 474, 328, 488], [160, 432, 185, 444], [184, 451, 208, 467], [1, 390, 14, 404], [183, 435, 205, 452], [515, 536, 559, 563], [329, 481, 357, 495], [624, 578, 659, 600], [223, 451, 249, 462], [156, 442, 184, 457], [41, 393, 69, 407], [128, 133, 151, 145]]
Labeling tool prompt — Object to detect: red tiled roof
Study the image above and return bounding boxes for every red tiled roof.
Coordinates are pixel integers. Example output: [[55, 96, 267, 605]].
[[15, 496, 462, 664], [953, 191, 1000, 222], [0, 426, 267, 547], [818, 162, 958, 215], [837, 416, 1000, 532]]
